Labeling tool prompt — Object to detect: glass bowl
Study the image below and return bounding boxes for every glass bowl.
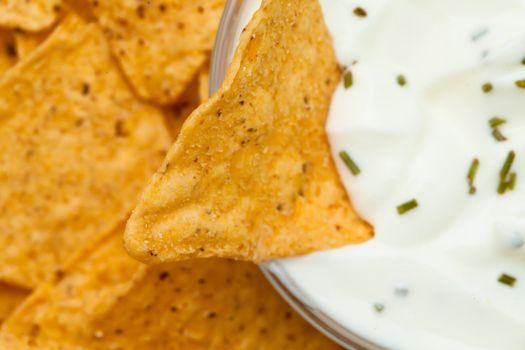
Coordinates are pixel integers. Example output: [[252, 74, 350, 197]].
[[209, 1, 385, 349]]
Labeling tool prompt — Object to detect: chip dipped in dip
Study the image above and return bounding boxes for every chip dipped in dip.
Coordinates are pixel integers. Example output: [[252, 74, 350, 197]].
[[232, 0, 525, 349]]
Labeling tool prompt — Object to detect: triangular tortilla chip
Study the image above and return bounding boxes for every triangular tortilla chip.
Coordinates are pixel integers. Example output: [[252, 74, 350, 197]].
[[81, 0, 225, 104], [125, 0, 372, 264], [0, 30, 17, 75], [0, 0, 62, 31], [0, 14, 170, 288], [0, 229, 341, 350]]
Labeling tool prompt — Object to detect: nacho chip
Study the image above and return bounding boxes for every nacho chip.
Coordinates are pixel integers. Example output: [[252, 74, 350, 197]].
[[0, 0, 62, 31], [14, 28, 52, 59], [0, 230, 341, 349], [124, 0, 372, 264], [0, 284, 29, 326], [80, 0, 225, 104], [0, 14, 170, 288], [0, 30, 17, 75]]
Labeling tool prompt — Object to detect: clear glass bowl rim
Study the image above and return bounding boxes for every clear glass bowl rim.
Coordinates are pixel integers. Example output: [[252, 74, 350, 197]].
[[209, 1, 387, 349]]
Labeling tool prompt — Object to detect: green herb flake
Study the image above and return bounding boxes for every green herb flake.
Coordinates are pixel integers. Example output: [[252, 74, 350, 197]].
[[498, 150, 516, 195], [498, 273, 517, 287], [515, 79, 525, 89], [339, 150, 360, 176], [467, 158, 479, 195], [489, 117, 506, 128], [397, 75, 407, 87], [489, 117, 508, 142], [492, 128, 507, 142], [499, 150, 515, 181], [343, 70, 353, 89], [353, 7, 367, 17], [508, 172, 517, 191], [397, 199, 418, 215], [497, 179, 508, 195], [373, 302, 385, 313], [481, 82, 493, 93]]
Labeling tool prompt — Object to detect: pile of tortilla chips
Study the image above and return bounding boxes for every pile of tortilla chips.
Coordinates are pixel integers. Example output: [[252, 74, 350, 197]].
[[0, 0, 371, 348]]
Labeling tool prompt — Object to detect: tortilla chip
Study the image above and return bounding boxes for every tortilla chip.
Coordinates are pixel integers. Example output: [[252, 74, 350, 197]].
[[0, 230, 341, 349], [124, 0, 372, 264], [198, 61, 210, 102], [81, 0, 225, 104], [0, 30, 17, 75], [14, 28, 52, 59], [0, 0, 62, 31], [0, 284, 29, 326], [0, 14, 170, 288]]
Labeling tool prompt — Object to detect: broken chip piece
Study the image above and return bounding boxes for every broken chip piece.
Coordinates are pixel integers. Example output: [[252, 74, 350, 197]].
[[0, 228, 341, 349], [84, 0, 225, 104], [0, 14, 170, 288]]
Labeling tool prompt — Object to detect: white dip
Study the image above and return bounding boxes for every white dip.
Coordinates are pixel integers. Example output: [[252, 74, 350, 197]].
[[233, 0, 525, 349]]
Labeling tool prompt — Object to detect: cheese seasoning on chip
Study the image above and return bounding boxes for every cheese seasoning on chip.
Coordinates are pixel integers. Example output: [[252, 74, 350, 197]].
[[0, 0, 62, 31], [0, 14, 170, 288], [125, 0, 372, 264], [84, 0, 225, 104], [0, 230, 341, 350]]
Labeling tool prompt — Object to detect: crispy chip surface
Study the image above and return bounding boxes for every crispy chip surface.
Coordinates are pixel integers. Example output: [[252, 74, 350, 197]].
[[0, 30, 17, 75], [0, 230, 341, 350], [0, 284, 28, 326], [82, 0, 225, 104], [0, 14, 170, 288], [0, 0, 62, 31], [125, 0, 372, 264]]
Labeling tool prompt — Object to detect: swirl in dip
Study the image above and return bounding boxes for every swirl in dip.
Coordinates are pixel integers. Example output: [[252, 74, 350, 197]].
[[233, 0, 525, 349]]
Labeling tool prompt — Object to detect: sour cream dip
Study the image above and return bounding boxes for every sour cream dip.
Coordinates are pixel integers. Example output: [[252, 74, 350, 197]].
[[230, 0, 525, 349]]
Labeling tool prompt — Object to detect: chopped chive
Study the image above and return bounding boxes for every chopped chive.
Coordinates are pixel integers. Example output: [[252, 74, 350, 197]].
[[492, 128, 507, 142], [343, 70, 353, 89], [508, 172, 517, 191], [498, 273, 516, 287], [397, 75, 407, 87], [373, 302, 385, 313], [397, 199, 418, 215], [467, 158, 479, 195], [481, 82, 493, 93], [339, 150, 360, 175], [515, 79, 525, 89], [498, 151, 516, 195], [499, 151, 515, 180], [489, 117, 506, 128], [497, 179, 508, 194], [353, 7, 367, 17]]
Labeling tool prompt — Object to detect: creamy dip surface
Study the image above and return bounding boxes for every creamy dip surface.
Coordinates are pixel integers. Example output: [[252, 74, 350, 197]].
[[233, 0, 525, 349]]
